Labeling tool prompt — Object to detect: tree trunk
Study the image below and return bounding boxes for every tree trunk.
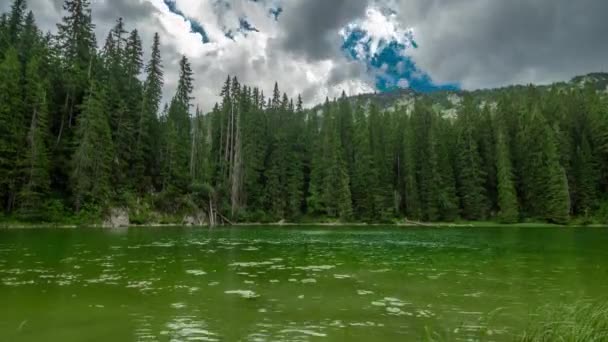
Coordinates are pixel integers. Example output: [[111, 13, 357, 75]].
[[56, 92, 71, 146], [231, 106, 242, 216], [190, 117, 197, 180]]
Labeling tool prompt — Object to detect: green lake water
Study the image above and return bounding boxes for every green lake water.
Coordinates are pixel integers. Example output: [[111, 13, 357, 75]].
[[0, 226, 607, 341]]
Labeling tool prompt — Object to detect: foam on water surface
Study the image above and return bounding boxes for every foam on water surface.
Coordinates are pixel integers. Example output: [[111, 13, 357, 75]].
[[225, 290, 260, 299]]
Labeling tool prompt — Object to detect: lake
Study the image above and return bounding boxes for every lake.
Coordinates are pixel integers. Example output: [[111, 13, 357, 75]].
[[0, 226, 606, 341]]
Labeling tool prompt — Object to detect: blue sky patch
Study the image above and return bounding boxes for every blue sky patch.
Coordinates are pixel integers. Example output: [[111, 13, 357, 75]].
[[342, 28, 458, 93], [269, 7, 283, 21], [163, 0, 210, 43], [239, 18, 259, 33]]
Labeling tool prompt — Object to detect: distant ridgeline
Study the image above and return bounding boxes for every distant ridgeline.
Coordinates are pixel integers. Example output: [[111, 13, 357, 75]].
[[1, 0, 608, 225]]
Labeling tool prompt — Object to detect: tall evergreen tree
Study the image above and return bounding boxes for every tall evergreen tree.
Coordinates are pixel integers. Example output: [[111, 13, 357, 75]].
[[401, 112, 421, 220], [55, 0, 96, 130], [0, 14, 9, 56], [517, 105, 570, 223], [368, 103, 394, 220], [7, 0, 27, 45], [18, 56, 50, 218], [455, 97, 489, 220], [284, 95, 306, 219], [435, 117, 459, 221], [494, 122, 519, 223], [161, 55, 193, 192], [135, 32, 163, 192], [241, 87, 267, 213], [411, 100, 441, 221], [571, 135, 598, 217], [71, 81, 114, 210], [190, 106, 211, 185], [0, 48, 24, 211], [18, 11, 42, 64]]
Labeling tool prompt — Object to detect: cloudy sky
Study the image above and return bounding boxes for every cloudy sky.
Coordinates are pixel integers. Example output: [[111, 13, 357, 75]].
[[5, 0, 608, 111]]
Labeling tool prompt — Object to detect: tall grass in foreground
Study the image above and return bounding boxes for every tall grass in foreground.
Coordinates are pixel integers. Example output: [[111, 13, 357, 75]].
[[424, 302, 608, 341], [520, 301, 608, 342]]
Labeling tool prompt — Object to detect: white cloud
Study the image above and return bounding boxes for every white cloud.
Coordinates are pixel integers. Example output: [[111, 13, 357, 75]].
[[397, 78, 409, 88], [341, 6, 415, 59], [6, 0, 605, 111], [143, 0, 377, 110]]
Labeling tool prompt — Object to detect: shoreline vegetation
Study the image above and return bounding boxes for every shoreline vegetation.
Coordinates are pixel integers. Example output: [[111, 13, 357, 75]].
[[424, 300, 608, 341], [1, 217, 603, 229], [520, 301, 608, 342], [2, 1, 608, 228]]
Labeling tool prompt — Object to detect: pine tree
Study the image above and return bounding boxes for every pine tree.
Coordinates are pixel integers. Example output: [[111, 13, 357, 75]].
[[517, 105, 570, 223], [55, 0, 96, 129], [318, 102, 352, 220], [71, 81, 114, 210], [0, 48, 24, 211], [350, 103, 374, 220], [560, 88, 601, 217], [135, 32, 163, 192], [0, 14, 9, 56], [53, 0, 97, 198], [264, 91, 291, 218], [494, 122, 519, 223], [18, 56, 51, 218], [124, 29, 143, 81], [176, 55, 194, 108], [284, 96, 306, 219], [543, 142, 571, 224], [337, 91, 355, 179], [435, 118, 459, 221], [302, 100, 320, 215], [335, 152, 353, 220], [18, 11, 43, 64], [476, 106, 498, 210], [191, 106, 211, 185], [7, 0, 27, 45], [401, 112, 421, 220], [241, 87, 267, 212], [105, 24, 144, 192], [368, 103, 394, 220], [411, 100, 441, 221], [229, 79, 245, 216], [307, 99, 331, 215], [455, 97, 489, 220], [161, 56, 193, 192], [571, 135, 598, 217]]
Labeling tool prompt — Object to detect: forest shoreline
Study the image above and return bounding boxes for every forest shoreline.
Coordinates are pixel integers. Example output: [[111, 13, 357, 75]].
[[2, 1, 608, 228], [1, 220, 604, 230]]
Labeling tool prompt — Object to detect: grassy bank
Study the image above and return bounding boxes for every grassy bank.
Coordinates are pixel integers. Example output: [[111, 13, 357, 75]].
[[425, 300, 608, 341], [521, 301, 608, 342]]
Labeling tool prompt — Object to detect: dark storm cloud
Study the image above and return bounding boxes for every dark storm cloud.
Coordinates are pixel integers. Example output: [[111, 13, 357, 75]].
[[96, 0, 159, 22], [2, 0, 159, 34], [327, 60, 368, 86], [400, 0, 608, 88], [273, 0, 368, 61]]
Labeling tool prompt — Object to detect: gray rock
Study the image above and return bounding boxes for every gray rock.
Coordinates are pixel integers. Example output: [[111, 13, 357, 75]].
[[183, 211, 207, 226], [103, 208, 129, 228]]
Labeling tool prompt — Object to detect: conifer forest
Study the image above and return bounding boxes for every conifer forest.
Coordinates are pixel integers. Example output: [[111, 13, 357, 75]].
[[1, 0, 608, 225]]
